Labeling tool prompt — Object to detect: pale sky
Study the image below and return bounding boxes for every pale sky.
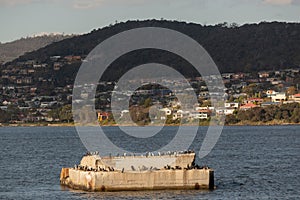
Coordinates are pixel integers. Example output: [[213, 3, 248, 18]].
[[0, 0, 299, 42]]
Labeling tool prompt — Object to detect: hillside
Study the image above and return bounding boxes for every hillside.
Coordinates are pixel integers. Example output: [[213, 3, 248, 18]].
[[0, 34, 72, 64], [7, 20, 300, 75], [1, 20, 300, 125]]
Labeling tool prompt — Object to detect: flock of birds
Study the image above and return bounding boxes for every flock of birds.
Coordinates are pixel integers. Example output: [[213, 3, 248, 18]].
[[76, 150, 209, 172], [84, 150, 195, 158], [74, 163, 210, 172], [74, 164, 115, 172]]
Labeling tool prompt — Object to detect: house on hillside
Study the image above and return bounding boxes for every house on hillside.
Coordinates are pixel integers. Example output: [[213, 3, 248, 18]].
[[172, 110, 191, 120], [53, 62, 62, 70], [222, 73, 234, 79], [225, 102, 239, 109], [266, 90, 278, 97], [197, 108, 211, 119], [98, 112, 110, 122], [0, 106, 8, 111], [271, 93, 287, 103], [239, 103, 259, 110], [289, 93, 300, 103], [189, 111, 208, 119], [214, 102, 239, 115], [232, 73, 245, 80], [258, 71, 270, 78], [216, 107, 235, 115], [261, 102, 280, 107], [245, 98, 263, 105], [64, 55, 82, 62]]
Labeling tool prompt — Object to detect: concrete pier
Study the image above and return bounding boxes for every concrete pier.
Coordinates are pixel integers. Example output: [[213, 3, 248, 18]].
[[60, 168, 214, 191], [60, 152, 214, 191]]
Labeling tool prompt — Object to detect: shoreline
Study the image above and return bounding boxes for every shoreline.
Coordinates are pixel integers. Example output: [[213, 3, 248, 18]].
[[0, 122, 299, 127]]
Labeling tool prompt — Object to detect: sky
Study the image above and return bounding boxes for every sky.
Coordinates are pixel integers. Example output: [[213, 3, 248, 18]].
[[0, 0, 299, 43]]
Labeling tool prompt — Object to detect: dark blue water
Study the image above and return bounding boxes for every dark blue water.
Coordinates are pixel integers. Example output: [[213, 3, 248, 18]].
[[0, 126, 299, 199]]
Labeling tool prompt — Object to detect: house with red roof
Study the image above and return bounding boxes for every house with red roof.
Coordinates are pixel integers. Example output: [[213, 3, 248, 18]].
[[245, 98, 263, 105], [240, 103, 259, 110], [97, 112, 110, 122]]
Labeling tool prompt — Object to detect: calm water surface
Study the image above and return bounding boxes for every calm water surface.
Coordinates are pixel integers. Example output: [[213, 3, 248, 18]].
[[0, 126, 299, 199]]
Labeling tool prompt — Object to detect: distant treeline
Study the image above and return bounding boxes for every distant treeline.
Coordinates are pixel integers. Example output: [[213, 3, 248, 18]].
[[225, 102, 300, 125]]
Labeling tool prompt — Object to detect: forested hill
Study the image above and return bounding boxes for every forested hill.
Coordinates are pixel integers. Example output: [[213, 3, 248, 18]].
[[9, 20, 300, 73]]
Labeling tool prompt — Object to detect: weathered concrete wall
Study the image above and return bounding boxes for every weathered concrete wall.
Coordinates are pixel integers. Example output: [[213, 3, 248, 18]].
[[60, 168, 69, 181], [100, 153, 195, 171], [60, 168, 214, 191], [174, 153, 195, 168], [62, 152, 214, 192], [80, 155, 103, 169]]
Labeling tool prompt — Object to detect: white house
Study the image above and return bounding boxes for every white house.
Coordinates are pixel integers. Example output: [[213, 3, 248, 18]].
[[215, 108, 235, 115], [172, 113, 181, 120], [189, 112, 208, 119], [266, 90, 278, 97], [290, 93, 300, 102], [271, 93, 286, 102], [195, 107, 215, 111], [225, 102, 239, 109], [0, 106, 8, 111]]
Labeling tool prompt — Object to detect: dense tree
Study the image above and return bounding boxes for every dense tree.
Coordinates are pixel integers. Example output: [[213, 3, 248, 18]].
[[129, 106, 150, 125], [143, 98, 152, 108], [287, 86, 297, 96], [0, 110, 10, 123], [226, 102, 300, 124], [264, 105, 278, 121], [225, 114, 239, 124], [8, 20, 300, 78], [291, 107, 300, 123], [59, 104, 73, 122], [48, 104, 73, 122], [252, 107, 266, 122]]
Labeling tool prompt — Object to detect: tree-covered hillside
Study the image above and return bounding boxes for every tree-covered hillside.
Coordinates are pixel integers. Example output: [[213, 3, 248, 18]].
[[8, 19, 300, 75]]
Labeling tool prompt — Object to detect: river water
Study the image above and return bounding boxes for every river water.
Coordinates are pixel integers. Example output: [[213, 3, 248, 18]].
[[0, 125, 299, 199]]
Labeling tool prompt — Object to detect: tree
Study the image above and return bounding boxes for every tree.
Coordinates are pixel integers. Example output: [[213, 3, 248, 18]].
[[230, 22, 239, 28], [291, 108, 300, 123], [264, 105, 278, 121], [59, 104, 73, 123], [228, 95, 235, 102], [225, 114, 239, 124], [143, 98, 152, 108], [48, 108, 60, 121], [287, 86, 297, 96], [242, 84, 257, 97], [201, 100, 211, 107], [129, 106, 150, 125], [0, 110, 10, 123], [237, 110, 254, 121], [216, 22, 228, 27], [251, 107, 266, 122], [48, 104, 73, 122]]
